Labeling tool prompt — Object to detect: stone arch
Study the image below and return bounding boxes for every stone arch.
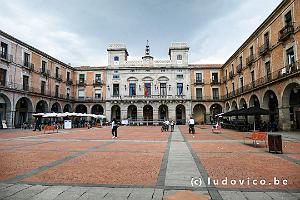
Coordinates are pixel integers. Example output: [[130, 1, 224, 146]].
[[225, 102, 230, 112], [231, 100, 238, 110], [36, 100, 48, 113], [91, 104, 104, 115], [111, 105, 121, 121], [239, 98, 247, 109], [210, 103, 222, 123], [127, 105, 137, 120], [15, 97, 34, 127], [193, 104, 206, 124], [75, 104, 87, 114], [0, 93, 12, 128], [158, 104, 169, 120], [249, 94, 260, 107], [143, 105, 153, 121], [262, 90, 279, 123], [51, 102, 62, 113], [282, 82, 300, 130], [63, 104, 72, 112], [176, 104, 186, 125]]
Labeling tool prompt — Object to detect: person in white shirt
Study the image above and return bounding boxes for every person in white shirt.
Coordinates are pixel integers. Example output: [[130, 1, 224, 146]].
[[164, 120, 170, 131], [111, 118, 118, 139], [188, 117, 195, 134], [170, 120, 175, 132]]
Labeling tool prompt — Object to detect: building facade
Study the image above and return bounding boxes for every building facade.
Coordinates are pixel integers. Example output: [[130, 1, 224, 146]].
[[0, 0, 299, 130]]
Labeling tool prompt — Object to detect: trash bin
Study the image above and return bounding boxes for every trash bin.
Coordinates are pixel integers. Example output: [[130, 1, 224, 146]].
[[268, 134, 282, 154]]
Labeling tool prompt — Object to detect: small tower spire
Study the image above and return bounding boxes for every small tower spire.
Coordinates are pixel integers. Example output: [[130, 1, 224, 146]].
[[145, 40, 150, 55]]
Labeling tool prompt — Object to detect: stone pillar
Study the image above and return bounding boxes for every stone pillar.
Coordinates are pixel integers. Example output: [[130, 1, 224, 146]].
[[121, 106, 127, 120], [6, 110, 14, 128], [168, 105, 176, 122], [279, 107, 291, 131], [137, 105, 143, 120]]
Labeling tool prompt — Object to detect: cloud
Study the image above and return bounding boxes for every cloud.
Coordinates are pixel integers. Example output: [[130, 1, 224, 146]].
[[0, 0, 282, 66]]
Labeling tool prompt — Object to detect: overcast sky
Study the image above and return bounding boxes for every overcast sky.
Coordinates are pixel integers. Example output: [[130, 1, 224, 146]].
[[0, 0, 282, 67]]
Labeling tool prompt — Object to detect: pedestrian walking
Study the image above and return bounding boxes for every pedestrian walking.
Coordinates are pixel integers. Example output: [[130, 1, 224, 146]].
[[111, 118, 118, 139], [33, 117, 41, 131], [170, 120, 175, 132]]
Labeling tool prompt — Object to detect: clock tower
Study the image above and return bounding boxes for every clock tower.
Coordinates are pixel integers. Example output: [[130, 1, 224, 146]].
[[142, 40, 153, 66]]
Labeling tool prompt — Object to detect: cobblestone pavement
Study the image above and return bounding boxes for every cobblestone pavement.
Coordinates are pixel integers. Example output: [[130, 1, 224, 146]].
[[0, 126, 299, 199]]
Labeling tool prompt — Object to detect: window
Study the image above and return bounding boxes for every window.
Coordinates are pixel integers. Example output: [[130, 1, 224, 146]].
[[67, 72, 70, 81], [284, 10, 292, 25], [0, 68, 7, 86], [250, 46, 254, 56], [129, 83, 136, 96], [286, 47, 295, 66], [239, 56, 242, 65], [265, 61, 271, 80], [78, 90, 85, 98], [212, 73, 218, 82], [41, 81, 46, 95], [113, 74, 120, 79], [231, 64, 234, 73], [113, 84, 119, 96], [251, 71, 255, 86], [24, 53, 30, 67], [177, 55, 182, 60], [67, 88, 70, 99], [42, 61, 47, 72], [95, 74, 101, 83], [160, 83, 167, 96], [23, 75, 29, 91], [1, 42, 8, 59], [196, 73, 202, 82], [212, 88, 219, 100], [264, 32, 269, 45], [55, 67, 59, 78], [144, 83, 151, 96], [177, 74, 183, 79], [232, 82, 235, 96], [240, 77, 244, 92], [114, 56, 119, 61], [177, 83, 183, 95], [79, 74, 85, 83], [113, 71, 119, 79], [196, 88, 202, 99], [95, 89, 101, 99], [55, 85, 59, 97], [226, 86, 228, 97]]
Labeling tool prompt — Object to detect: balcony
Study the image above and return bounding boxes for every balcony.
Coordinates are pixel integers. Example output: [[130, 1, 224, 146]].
[[278, 22, 294, 42], [0, 52, 13, 63], [194, 79, 204, 85], [55, 74, 62, 81], [40, 68, 49, 77], [66, 79, 73, 85], [212, 96, 220, 101], [193, 96, 222, 101], [223, 76, 227, 83], [76, 96, 103, 102], [246, 54, 255, 66], [23, 61, 34, 71], [77, 80, 86, 87], [236, 64, 242, 73], [229, 71, 234, 79], [210, 79, 221, 85], [93, 80, 104, 87], [123, 95, 173, 100], [259, 42, 270, 56]]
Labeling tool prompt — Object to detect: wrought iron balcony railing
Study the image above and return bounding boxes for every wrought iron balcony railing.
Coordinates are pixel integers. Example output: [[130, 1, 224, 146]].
[[0, 52, 13, 63], [259, 42, 270, 56], [279, 22, 294, 42]]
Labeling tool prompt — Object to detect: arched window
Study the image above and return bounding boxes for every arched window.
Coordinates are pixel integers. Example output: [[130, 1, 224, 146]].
[[177, 55, 182, 60], [114, 56, 119, 61]]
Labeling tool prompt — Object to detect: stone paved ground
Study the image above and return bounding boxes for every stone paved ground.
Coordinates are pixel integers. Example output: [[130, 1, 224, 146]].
[[0, 125, 299, 199]]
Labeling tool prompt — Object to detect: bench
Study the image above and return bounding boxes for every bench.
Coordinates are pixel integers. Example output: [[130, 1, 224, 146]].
[[211, 124, 222, 134], [244, 132, 268, 147], [43, 125, 58, 134]]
